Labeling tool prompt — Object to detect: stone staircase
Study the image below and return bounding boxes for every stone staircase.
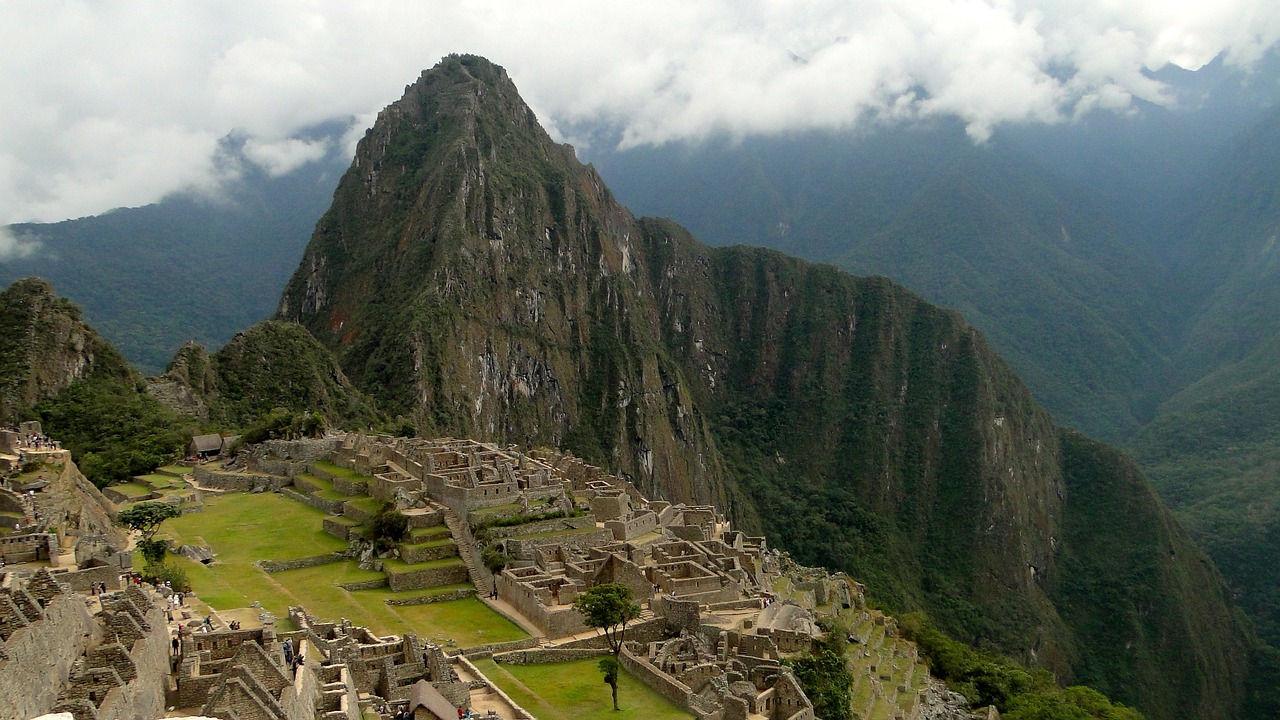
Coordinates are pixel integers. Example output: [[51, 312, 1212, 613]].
[[443, 507, 492, 595]]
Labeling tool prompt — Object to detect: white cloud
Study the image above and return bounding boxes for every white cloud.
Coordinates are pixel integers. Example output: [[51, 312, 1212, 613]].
[[242, 136, 331, 177], [1, 0, 1278, 226], [0, 226, 43, 261]]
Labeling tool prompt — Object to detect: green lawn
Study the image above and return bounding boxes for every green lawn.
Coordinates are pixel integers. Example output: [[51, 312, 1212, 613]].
[[158, 492, 524, 644], [312, 460, 370, 482], [111, 482, 154, 498], [473, 658, 694, 720], [409, 525, 451, 539]]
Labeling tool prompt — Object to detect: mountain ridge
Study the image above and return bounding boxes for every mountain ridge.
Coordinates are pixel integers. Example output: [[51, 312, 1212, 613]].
[[277, 54, 1268, 719]]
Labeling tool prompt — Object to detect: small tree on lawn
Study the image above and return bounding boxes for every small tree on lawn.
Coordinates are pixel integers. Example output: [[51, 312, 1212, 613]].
[[573, 582, 641, 710], [118, 501, 181, 570], [481, 546, 513, 597]]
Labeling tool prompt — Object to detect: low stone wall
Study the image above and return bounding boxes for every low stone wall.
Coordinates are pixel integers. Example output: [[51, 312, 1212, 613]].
[[493, 647, 610, 665], [281, 488, 345, 514], [386, 562, 469, 592], [453, 654, 536, 720], [384, 588, 473, 606], [554, 617, 671, 650], [406, 510, 445, 529], [54, 564, 123, 592], [253, 457, 304, 478], [338, 578, 389, 591], [342, 499, 377, 523], [484, 514, 595, 540], [619, 643, 696, 714], [258, 554, 344, 573], [505, 527, 614, 560], [707, 598, 764, 612], [399, 542, 458, 565], [102, 486, 157, 504], [193, 467, 289, 492], [332, 476, 369, 496], [261, 437, 340, 463], [456, 636, 541, 659], [323, 517, 361, 541]]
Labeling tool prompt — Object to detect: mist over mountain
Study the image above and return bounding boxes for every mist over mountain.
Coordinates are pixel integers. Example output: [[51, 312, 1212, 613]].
[[0, 123, 352, 374]]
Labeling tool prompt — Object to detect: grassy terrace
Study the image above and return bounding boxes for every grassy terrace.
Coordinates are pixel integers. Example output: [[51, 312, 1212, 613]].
[[136, 473, 183, 488], [409, 525, 451, 539], [159, 493, 524, 644], [110, 482, 153, 498], [312, 460, 369, 482], [473, 657, 694, 720], [382, 557, 466, 574]]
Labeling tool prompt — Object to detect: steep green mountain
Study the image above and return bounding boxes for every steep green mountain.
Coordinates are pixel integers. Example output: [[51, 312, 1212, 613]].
[[0, 126, 349, 374], [590, 129, 1174, 442], [279, 55, 1270, 719], [0, 277, 189, 486], [151, 320, 382, 430]]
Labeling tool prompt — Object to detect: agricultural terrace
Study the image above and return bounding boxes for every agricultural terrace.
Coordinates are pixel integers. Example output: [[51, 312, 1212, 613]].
[[158, 492, 525, 645]]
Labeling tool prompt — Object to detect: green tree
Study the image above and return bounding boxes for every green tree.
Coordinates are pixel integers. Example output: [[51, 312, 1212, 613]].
[[118, 501, 181, 568], [368, 504, 409, 552], [573, 582, 641, 710], [787, 622, 853, 720]]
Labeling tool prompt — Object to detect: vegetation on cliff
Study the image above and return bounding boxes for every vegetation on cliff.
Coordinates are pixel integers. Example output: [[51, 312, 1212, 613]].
[[0, 278, 189, 486]]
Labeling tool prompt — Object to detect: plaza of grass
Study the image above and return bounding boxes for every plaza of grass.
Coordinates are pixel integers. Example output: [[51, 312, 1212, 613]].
[[150, 462, 928, 718], [152, 470, 699, 717]]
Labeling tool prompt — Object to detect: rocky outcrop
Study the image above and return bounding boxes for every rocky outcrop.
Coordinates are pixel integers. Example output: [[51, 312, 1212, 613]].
[[0, 278, 119, 424]]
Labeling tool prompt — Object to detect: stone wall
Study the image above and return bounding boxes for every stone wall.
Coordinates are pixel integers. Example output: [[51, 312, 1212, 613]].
[[399, 542, 458, 565], [505, 527, 614, 560], [0, 593, 95, 720], [606, 510, 659, 541], [618, 643, 697, 714], [492, 647, 610, 665], [260, 437, 340, 463], [386, 563, 469, 592], [281, 487, 345, 514], [0, 533, 55, 564], [484, 514, 595, 540], [258, 554, 344, 573], [323, 516, 361, 541], [384, 588, 474, 606], [55, 565, 123, 592], [192, 468, 289, 492]]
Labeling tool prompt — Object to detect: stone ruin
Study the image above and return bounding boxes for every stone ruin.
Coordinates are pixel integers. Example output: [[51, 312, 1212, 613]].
[[0, 569, 169, 720]]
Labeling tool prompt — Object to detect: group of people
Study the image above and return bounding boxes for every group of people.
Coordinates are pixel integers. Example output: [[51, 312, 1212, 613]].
[[88, 581, 110, 595], [282, 637, 304, 675], [14, 430, 58, 451]]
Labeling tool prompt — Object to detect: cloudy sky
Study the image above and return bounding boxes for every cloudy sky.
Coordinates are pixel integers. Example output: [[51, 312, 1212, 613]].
[[2, 0, 1280, 252]]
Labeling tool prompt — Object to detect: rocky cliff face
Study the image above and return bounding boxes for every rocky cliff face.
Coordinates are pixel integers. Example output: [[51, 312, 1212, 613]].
[[279, 55, 1262, 718], [0, 278, 115, 424], [279, 56, 723, 505]]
